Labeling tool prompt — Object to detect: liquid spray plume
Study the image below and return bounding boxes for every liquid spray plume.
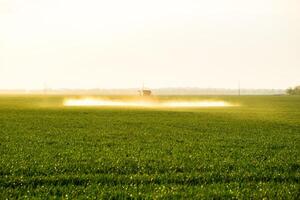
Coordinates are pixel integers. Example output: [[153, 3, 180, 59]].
[[64, 98, 235, 108]]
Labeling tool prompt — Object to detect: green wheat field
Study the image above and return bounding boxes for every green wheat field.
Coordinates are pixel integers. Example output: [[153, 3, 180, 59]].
[[0, 95, 299, 199]]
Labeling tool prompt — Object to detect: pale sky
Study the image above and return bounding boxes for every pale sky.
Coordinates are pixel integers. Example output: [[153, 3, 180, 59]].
[[1, 0, 299, 90]]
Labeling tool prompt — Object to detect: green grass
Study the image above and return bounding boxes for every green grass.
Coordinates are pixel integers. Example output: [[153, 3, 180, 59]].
[[0, 95, 299, 199]]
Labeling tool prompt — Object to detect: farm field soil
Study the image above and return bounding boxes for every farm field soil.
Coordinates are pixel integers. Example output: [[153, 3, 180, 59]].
[[0, 95, 299, 199]]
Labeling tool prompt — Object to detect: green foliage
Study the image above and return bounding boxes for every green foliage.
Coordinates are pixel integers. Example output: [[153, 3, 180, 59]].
[[287, 86, 300, 95], [0, 95, 299, 199]]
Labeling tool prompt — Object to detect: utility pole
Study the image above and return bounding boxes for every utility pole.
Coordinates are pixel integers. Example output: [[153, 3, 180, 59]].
[[238, 81, 241, 96]]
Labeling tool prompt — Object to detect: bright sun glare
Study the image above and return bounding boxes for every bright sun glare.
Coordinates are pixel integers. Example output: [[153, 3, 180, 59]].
[[63, 98, 234, 108]]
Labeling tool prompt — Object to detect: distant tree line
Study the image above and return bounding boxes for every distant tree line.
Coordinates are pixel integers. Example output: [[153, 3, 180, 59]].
[[287, 86, 300, 95]]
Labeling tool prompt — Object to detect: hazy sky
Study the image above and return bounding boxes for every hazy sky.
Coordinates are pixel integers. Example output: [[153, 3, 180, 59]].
[[1, 0, 299, 89]]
